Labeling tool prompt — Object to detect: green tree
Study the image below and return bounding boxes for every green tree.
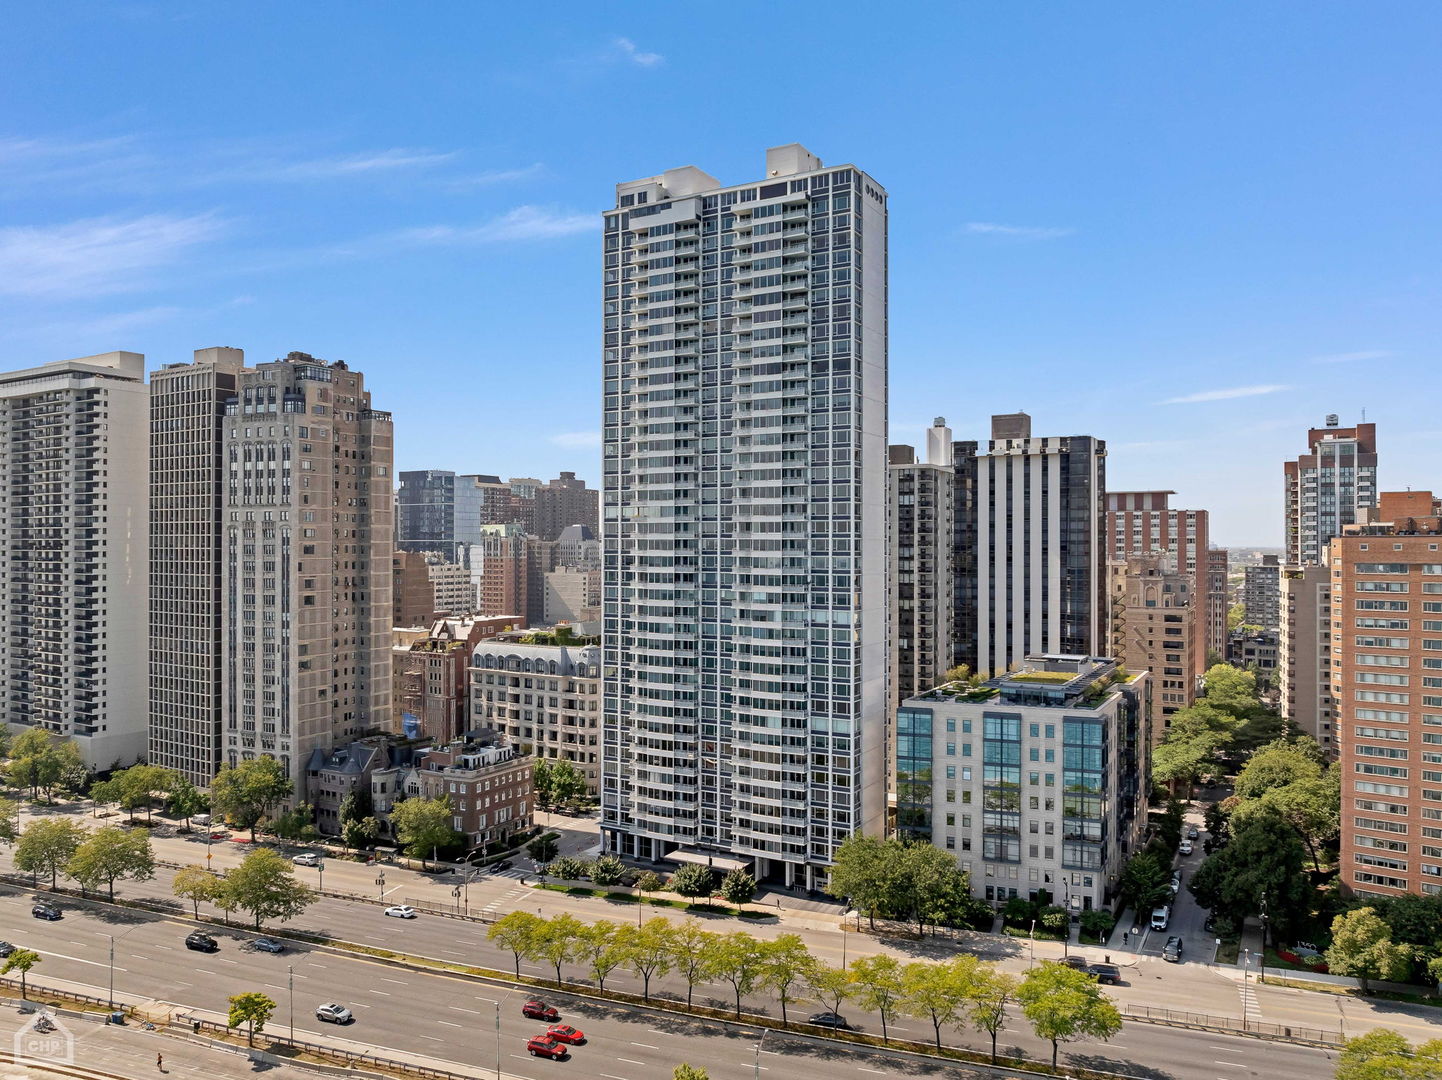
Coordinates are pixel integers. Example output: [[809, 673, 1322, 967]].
[[67, 825, 155, 900], [590, 853, 626, 887], [526, 834, 559, 863], [112, 764, 178, 822], [1201, 663, 1261, 718], [268, 803, 318, 841], [14, 818, 86, 887], [547, 855, 589, 881], [1227, 603, 1245, 632], [720, 867, 757, 906], [620, 917, 675, 1001], [902, 955, 977, 1050], [337, 786, 374, 826], [533, 758, 587, 810], [0, 796, 19, 844], [577, 921, 625, 991], [1080, 908, 1115, 942], [1326, 908, 1413, 994], [49, 740, 88, 797], [173, 864, 225, 919], [635, 870, 665, 904], [210, 758, 294, 840], [943, 664, 972, 685], [2, 947, 41, 999], [1232, 769, 1339, 872], [669, 922, 718, 1010], [806, 961, 854, 1021], [221, 847, 315, 929], [167, 776, 206, 827], [1189, 805, 1310, 942], [711, 931, 768, 1019], [969, 966, 1019, 1064], [1234, 738, 1326, 799], [826, 832, 895, 929], [487, 910, 546, 978], [389, 795, 458, 866], [534, 913, 585, 988], [670, 862, 716, 901], [1336, 1029, 1442, 1080], [897, 839, 974, 934], [227, 991, 276, 1047], [341, 815, 380, 852], [1017, 963, 1123, 1070], [673, 1067, 709, 1080], [762, 933, 814, 1026], [850, 953, 905, 1043], [5, 729, 83, 800]]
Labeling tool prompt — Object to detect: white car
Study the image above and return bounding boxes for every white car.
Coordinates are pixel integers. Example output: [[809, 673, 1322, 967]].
[[1179, 839, 1194, 855], [383, 905, 417, 919], [292, 853, 320, 866], [315, 1003, 353, 1024]]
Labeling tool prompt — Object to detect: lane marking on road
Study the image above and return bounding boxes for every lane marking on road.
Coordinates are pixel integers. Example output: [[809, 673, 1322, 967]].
[[1214, 1062, 1247, 1069], [859, 1070, 888, 1076], [154, 944, 174, 951], [436, 1021, 463, 1028], [380, 978, 408, 985], [600, 1074, 630, 1080], [369, 990, 390, 996], [263, 984, 287, 992], [630, 1043, 658, 1049], [416, 1035, 443, 1042], [447, 1006, 480, 1014], [37, 949, 124, 970], [216, 957, 237, 965], [617, 1059, 646, 1066]]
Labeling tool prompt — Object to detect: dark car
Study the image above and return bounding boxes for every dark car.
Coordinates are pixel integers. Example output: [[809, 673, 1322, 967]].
[[522, 1000, 560, 1022], [0, 941, 15, 957], [1163, 935, 1184, 963], [31, 903, 61, 921], [488, 860, 514, 874], [1056, 955, 1090, 972], [1088, 963, 1122, 984], [526, 1036, 568, 1060], [807, 1012, 852, 1030], [1186, 825, 1200, 840], [185, 931, 219, 953]]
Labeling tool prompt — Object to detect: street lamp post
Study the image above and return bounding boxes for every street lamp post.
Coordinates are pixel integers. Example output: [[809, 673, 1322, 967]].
[[482, 986, 521, 1080], [375, 870, 386, 900], [840, 925, 847, 968], [288, 965, 294, 1043], [316, 860, 325, 895], [107, 924, 142, 1009], [1029, 919, 1037, 966], [1062, 886, 1070, 957], [755, 1027, 770, 1080], [1258, 898, 1269, 984]]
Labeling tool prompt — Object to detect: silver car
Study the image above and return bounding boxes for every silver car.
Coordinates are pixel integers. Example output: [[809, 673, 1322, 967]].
[[315, 1003, 353, 1024]]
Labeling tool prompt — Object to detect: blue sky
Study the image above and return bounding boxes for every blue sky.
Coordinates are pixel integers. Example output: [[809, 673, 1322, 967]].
[[2, 3, 1439, 546]]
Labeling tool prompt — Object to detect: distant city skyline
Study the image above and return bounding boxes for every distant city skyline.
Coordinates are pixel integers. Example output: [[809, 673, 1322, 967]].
[[4, 5, 1442, 546]]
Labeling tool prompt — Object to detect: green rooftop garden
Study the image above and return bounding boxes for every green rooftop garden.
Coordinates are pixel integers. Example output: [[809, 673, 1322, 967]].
[[1007, 670, 1076, 685]]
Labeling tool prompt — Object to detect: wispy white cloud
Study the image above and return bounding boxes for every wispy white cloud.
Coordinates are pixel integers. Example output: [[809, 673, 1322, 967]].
[[382, 206, 596, 248], [1309, 349, 1393, 365], [248, 148, 457, 181], [1159, 384, 1290, 405], [614, 36, 664, 66], [445, 163, 546, 190], [964, 222, 1074, 241], [551, 431, 602, 449], [0, 213, 224, 297]]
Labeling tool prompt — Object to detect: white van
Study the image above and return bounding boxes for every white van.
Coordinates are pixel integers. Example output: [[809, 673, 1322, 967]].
[[1150, 906, 1171, 931], [192, 814, 211, 827]]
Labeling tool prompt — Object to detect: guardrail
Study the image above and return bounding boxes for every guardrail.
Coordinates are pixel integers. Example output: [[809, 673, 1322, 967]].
[[0, 975, 120, 1014], [173, 1013, 476, 1080], [1121, 1003, 1342, 1047]]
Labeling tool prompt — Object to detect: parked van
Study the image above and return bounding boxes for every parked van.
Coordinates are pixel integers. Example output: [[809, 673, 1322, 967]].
[[1150, 906, 1171, 931], [192, 814, 212, 827]]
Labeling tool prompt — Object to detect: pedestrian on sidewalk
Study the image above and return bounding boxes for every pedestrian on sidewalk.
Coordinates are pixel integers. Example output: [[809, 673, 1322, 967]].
[[157, 1054, 164, 1072]]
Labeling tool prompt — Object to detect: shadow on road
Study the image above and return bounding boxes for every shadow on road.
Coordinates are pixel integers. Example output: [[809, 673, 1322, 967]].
[[1068, 1052, 1175, 1080]]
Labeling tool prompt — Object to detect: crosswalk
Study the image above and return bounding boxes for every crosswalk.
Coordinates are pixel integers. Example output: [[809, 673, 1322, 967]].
[[1238, 981, 1262, 1024], [477, 883, 531, 921]]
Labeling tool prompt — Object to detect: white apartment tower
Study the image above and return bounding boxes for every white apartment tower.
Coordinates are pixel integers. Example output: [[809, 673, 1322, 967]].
[[1284, 416, 1378, 566], [601, 144, 889, 889], [221, 352, 394, 795], [150, 347, 246, 784], [0, 352, 149, 768], [974, 413, 1108, 677]]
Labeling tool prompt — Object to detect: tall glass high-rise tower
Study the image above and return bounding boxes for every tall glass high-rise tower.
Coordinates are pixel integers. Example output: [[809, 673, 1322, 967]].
[[600, 144, 888, 890]]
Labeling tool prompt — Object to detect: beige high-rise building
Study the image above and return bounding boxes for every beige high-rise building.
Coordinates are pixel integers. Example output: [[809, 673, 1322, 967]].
[[889, 422, 956, 704], [150, 347, 246, 784], [1111, 553, 1203, 742], [1280, 563, 1336, 754], [221, 352, 393, 795], [1286, 417, 1378, 566], [1207, 548, 1230, 662], [0, 351, 149, 768]]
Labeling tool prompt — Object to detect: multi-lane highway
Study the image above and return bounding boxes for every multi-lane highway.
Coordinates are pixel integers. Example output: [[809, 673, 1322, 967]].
[[0, 882, 1346, 1080]]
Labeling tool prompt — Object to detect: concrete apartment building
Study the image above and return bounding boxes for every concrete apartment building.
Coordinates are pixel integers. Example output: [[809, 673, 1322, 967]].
[[890, 420, 956, 704], [374, 736, 534, 852], [556, 524, 601, 568], [534, 472, 600, 541], [970, 413, 1108, 677], [471, 638, 602, 792], [474, 524, 552, 627], [427, 555, 476, 614], [896, 655, 1150, 910], [1332, 490, 1442, 899], [601, 144, 890, 889], [1243, 555, 1282, 630], [0, 351, 149, 768], [1285, 416, 1378, 567], [149, 347, 246, 784], [392, 615, 501, 743], [393, 550, 435, 627], [1111, 553, 1203, 741], [542, 565, 601, 625], [1207, 548, 1230, 661], [1106, 490, 1225, 659], [1279, 563, 1336, 753], [220, 352, 393, 794]]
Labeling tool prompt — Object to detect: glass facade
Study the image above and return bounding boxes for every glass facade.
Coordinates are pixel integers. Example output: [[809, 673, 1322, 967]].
[[896, 706, 934, 840], [982, 712, 1021, 862], [1062, 715, 1106, 870]]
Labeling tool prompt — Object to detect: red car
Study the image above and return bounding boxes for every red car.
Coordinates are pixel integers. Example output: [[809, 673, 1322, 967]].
[[526, 1035, 568, 1060], [546, 1024, 585, 1045], [522, 1000, 560, 1022]]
